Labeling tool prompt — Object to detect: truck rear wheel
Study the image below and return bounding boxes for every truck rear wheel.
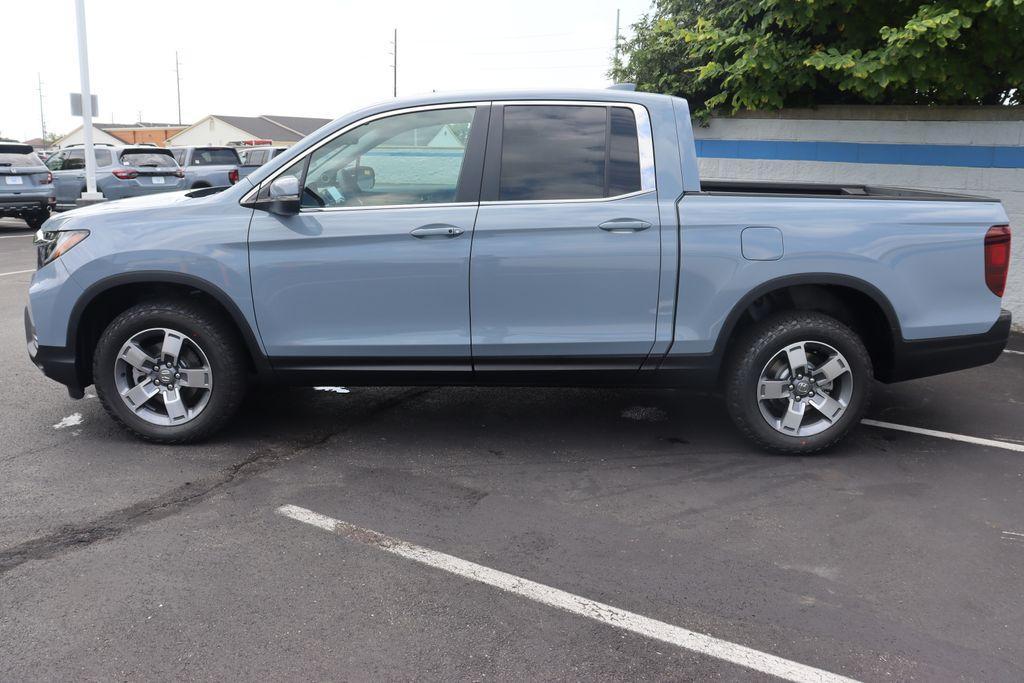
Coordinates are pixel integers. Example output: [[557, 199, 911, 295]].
[[93, 300, 247, 444], [724, 311, 872, 454]]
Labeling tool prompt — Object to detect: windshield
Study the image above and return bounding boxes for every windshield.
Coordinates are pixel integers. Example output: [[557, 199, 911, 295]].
[[0, 153, 41, 168], [191, 148, 240, 166], [121, 151, 176, 168]]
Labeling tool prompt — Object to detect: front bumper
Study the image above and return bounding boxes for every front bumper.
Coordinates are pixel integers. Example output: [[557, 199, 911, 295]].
[[883, 309, 1012, 382], [25, 306, 84, 399]]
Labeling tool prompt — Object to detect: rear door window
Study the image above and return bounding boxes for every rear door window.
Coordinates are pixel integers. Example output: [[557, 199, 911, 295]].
[[191, 148, 240, 165], [45, 152, 66, 171], [63, 150, 86, 171], [497, 105, 644, 201]]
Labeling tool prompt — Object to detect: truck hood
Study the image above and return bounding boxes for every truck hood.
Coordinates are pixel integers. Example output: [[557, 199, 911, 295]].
[[43, 178, 254, 231]]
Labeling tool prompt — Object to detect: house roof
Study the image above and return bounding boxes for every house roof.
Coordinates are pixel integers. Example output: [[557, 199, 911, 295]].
[[260, 115, 331, 136], [96, 122, 182, 130], [211, 114, 332, 142]]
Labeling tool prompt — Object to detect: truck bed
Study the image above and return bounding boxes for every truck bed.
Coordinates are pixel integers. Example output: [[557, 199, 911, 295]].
[[698, 180, 993, 202]]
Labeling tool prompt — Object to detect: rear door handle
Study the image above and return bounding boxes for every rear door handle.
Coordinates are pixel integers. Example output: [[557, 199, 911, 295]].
[[598, 219, 652, 233], [410, 224, 464, 238]]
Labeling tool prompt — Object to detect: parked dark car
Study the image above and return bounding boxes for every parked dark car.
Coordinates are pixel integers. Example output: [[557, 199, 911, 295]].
[[0, 143, 55, 228]]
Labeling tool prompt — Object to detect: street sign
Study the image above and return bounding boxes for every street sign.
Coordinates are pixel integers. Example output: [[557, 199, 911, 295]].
[[70, 93, 98, 117]]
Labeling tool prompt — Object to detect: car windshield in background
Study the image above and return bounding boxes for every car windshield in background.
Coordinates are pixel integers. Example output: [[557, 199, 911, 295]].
[[121, 152, 176, 168], [191, 148, 240, 166], [0, 153, 42, 168]]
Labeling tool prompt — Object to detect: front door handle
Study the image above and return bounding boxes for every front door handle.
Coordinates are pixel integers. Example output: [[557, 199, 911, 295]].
[[598, 219, 652, 233], [410, 224, 464, 238]]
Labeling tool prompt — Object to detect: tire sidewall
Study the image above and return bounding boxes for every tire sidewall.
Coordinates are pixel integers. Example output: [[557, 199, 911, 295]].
[[94, 304, 242, 442], [727, 314, 872, 453]]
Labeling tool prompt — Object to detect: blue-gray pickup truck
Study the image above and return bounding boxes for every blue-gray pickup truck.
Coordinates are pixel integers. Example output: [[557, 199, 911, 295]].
[[25, 89, 1013, 453], [168, 146, 242, 189]]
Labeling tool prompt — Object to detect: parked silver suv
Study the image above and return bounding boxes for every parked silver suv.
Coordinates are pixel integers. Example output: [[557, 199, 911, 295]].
[[45, 145, 186, 210]]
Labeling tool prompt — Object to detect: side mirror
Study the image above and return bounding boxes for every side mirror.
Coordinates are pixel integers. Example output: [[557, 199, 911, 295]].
[[253, 176, 300, 215]]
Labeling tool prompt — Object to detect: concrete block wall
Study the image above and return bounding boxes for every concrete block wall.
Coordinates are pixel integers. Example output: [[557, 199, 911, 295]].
[[693, 106, 1024, 329]]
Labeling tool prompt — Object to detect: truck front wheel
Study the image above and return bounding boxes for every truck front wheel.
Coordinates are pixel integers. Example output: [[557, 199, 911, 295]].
[[724, 311, 873, 454], [93, 300, 247, 443]]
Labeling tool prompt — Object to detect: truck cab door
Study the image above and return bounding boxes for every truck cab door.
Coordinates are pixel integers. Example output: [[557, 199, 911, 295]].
[[247, 105, 489, 381], [470, 103, 661, 376]]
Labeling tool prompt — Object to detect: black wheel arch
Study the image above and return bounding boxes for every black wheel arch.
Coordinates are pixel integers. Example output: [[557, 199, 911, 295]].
[[711, 273, 903, 380], [69, 271, 273, 387]]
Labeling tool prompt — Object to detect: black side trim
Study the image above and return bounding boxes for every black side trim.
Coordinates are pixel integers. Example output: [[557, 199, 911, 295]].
[[69, 271, 273, 381], [271, 354, 663, 387], [272, 356, 472, 387], [883, 309, 1011, 382]]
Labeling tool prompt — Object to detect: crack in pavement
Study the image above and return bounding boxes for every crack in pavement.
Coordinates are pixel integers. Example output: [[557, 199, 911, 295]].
[[0, 387, 433, 575]]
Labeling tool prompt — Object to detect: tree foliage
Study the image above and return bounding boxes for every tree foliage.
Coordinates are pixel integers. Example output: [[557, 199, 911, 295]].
[[612, 0, 1024, 118]]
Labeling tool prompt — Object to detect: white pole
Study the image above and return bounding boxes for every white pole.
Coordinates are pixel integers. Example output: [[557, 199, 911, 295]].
[[74, 0, 101, 200]]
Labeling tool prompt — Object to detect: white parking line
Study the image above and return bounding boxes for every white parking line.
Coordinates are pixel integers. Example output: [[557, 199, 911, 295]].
[[1004, 349, 1024, 356], [277, 504, 859, 683], [0, 269, 34, 277], [862, 419, 1024, 453]]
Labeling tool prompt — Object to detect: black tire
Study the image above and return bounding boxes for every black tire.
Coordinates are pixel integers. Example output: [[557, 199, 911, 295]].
[[724, 311, 873, 454], [25, 212, 48, 230], [93, 300, 247, 444]]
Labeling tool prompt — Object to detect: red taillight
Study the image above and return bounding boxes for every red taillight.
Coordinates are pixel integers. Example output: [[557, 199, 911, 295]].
[[112, 169, 138, 180], [228, 169, 239, 185], [174, 169, 184, 178], [39, 171, 53, 185], [984, 225, 1012, 297]]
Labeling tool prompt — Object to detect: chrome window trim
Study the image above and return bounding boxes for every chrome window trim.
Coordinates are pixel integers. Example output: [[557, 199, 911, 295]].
[[479, 189, 655, 207], [301, 201, 479, 214], [241, 99, 656, 207]]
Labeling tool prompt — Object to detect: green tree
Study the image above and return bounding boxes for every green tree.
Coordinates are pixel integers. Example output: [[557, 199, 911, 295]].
[[612, 0, 1024, 119]]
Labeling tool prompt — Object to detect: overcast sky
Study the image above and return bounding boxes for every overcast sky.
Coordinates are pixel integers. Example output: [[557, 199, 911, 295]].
[[0, 0, 653, 142]]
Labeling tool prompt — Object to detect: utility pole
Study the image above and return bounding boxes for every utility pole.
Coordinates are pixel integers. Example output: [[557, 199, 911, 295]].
[[613, 9, 621, 74], [390, 28, 397, 97], [175, 51, 182, 125], [36, 73, 47, 147]]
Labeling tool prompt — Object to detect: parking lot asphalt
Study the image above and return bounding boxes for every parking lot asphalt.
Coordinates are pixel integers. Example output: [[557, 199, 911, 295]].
[[1, 217, 1023, 681]]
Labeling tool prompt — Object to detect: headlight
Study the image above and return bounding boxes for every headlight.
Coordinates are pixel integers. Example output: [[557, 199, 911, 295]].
[[34, 229, 90, 268]]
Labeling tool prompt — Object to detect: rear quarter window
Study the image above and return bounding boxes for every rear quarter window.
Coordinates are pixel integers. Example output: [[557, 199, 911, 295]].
[[0, 153, 42, 168]]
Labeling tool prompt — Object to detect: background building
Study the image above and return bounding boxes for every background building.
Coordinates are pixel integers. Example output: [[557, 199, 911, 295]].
[[166, 114, 332, 147], [56, 122, 186, 148]]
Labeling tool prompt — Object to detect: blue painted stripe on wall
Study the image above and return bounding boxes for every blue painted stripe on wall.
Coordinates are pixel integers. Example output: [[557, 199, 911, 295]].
[[694, 139, 1024, 169]]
